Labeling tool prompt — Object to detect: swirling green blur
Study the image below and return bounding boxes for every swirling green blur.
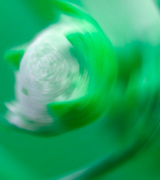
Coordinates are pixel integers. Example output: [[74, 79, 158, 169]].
[[1, 0, 160, 180]]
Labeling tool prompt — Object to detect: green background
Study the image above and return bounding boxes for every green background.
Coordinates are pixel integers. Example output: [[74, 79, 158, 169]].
[[1, 0, 160, 179]]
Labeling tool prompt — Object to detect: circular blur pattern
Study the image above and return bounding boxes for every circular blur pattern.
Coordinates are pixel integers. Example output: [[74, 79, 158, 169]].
[[1, 0, 160, 180]]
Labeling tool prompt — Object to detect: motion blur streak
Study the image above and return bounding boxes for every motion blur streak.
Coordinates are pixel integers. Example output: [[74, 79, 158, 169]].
[[1, 0, 160, 180]]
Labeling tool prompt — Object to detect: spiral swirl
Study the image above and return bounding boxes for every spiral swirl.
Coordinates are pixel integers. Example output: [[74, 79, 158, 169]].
[[5, 2, 116, 134], [3, 0, 160, 180]]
